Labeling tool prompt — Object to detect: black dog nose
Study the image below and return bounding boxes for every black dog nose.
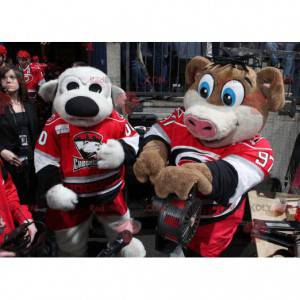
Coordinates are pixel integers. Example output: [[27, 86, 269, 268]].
[[65, 96, 99, 117]]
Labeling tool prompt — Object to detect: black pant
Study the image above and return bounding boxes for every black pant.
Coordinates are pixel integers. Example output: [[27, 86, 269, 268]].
[[5, 159, 37, 205]]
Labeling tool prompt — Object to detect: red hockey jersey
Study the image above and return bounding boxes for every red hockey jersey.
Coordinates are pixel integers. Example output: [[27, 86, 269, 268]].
[[35, 110, 139, 206], [145, 107, 274, 219], [145, 107, 274, 256], [21, 63, 45, 98]]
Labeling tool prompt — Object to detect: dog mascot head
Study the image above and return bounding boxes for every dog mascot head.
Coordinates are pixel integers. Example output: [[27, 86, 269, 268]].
[[39, 66, 126, 127]]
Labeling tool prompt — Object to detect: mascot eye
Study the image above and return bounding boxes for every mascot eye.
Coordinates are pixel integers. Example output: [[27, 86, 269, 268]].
[[221, 80, 245, 107], [89, 84, 102, 93], [67, 82, 80, 90], [198, 74, 214, 99]]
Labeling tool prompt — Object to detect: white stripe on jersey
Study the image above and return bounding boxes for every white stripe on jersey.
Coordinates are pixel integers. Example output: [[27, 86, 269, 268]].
[[172, 146, 221, 160], [121, 134, 139, 154], [63, 170, 119, 183], [201, 154, 264, 219], [34, 149, 60, 173], [175, 152, 214, 164], [223, 155, 264, 204], [144, 124, 171, 144], [107, 116, 125, 122], [78, 180, 122, 197]]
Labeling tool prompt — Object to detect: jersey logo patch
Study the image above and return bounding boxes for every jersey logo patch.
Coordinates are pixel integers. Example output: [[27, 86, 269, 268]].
[[24, 73, 33, 84], [55, 124, 70, 134], [73, 131, 103, 171]]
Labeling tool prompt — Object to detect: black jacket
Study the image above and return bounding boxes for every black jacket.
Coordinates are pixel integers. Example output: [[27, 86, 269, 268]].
[[0, 101, 40, 155]]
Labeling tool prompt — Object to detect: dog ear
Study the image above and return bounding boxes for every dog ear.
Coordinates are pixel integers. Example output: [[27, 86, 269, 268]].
[[185, 56, 211, 88], [111, 85, 127, 114], [256, 67, 285, 112], [38, 79, 58, 103]]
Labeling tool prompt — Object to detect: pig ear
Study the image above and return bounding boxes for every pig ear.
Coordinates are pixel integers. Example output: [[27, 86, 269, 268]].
[[185, 56, 211, 88], [38, 79, 58, 103], [256, 67, 285, 112]]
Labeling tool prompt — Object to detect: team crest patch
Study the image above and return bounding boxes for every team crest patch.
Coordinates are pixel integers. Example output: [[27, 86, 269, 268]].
[[24, 73, 33, 84], [73, 131, 103, 171]]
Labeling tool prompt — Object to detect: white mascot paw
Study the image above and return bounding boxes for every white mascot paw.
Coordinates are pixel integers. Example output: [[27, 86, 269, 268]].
[[46, 184, 78, 211], [96, 139, 125, 169], [119, 237, 146, 257]]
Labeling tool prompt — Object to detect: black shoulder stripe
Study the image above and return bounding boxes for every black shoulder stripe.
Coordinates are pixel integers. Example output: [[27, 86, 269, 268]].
[[206, 159, 239, 206], [118, 140, 136, 165]]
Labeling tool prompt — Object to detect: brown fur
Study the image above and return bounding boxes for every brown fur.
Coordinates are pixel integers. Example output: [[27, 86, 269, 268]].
[[133, 140, 168, 183], [152, 164, 212, 199]]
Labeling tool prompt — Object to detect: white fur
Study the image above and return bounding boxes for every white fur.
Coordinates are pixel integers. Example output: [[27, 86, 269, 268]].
[[184, 89, 263, 147], [46, 184, 78, 211], [96, 139, 125, 169], [185, 101, 237, 141], [119, 237, 146, 257], [38, 79, 58, 103]]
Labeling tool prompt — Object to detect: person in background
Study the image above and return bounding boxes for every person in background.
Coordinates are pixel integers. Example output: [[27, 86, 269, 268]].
[[0, 45, 8, 69], [0, 158, 37, 257], [265, 42, 296, 83], [0, 67, 40, 209], [31, 55, 48, 76], [16, 50, 46, 101]]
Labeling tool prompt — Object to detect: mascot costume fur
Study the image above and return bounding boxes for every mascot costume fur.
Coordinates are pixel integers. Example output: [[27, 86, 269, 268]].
[[35, 66, 146, 257], [133, 56, 285, 257]]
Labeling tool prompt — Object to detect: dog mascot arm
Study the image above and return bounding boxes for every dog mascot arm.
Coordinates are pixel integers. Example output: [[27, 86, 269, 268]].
[[134, 56, 285, 204]]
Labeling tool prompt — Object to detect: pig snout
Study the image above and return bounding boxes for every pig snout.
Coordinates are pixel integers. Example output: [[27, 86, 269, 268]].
[[184, 115, 217, 139]]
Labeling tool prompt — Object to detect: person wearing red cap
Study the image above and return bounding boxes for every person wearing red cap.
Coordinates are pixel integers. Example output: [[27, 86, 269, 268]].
[[16, 50, 46, 100], [31, 55, 47, 76], [0, 45, 8, 69]]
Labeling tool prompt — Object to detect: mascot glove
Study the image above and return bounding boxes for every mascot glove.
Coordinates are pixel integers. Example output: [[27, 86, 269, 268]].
[[133, 150, 166, 184], [96, 139, 125, 169], [153, 164, 212, 200], [46, 184, 78, 211], [119, 237, 146, 257]]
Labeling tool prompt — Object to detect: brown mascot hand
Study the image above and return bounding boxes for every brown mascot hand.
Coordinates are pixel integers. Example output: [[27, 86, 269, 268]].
[[133, 140, 168, 183], [153, 163, 213, 200]]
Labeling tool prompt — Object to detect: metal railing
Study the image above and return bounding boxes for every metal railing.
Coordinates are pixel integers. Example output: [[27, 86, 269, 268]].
[[121, 42, 300, 103]]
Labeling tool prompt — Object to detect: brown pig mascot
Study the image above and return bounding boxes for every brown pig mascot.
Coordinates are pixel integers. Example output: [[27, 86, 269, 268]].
[[133, 56, 285, 257]]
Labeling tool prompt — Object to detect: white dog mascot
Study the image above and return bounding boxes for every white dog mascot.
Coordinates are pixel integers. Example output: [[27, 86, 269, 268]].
[[35, 66, 146, 257]]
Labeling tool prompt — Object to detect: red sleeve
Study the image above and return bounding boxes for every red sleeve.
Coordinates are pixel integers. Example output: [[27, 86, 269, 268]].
[[32, 64, 45, 84], [232, 136, 274, 176], [110, 111, 139, 155], [35, 114, 61, 159], [4, 171, 32, 224], [145, 108, 185, 144]]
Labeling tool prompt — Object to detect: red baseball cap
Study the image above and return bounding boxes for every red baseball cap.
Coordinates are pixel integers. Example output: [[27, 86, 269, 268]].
[[17, 50, 31, 58], [0, 45, 7, 56], [32, 55, 39, 62]]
